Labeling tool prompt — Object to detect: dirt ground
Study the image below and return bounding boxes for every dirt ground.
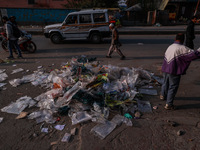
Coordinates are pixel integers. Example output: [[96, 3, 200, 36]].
[[0, 37, 200, 150]]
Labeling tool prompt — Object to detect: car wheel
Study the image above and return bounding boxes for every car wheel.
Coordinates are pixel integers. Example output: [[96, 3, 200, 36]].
[[90, 33, 101, 44], [50, 33, 62, 44]]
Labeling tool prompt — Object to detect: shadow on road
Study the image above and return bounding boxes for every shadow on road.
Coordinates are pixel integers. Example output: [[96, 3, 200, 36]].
[[35, 48, 106, 54], [120, 39, 173, 44], [51, 38, 173, 45], [176, 97, 200, 101], [177, 103, 200, 109]]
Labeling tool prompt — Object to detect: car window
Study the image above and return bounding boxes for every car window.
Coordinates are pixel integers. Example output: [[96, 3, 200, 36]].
[[65, 15, 78, 24], [93, 13, 105, 23], [79, 14, 91, 24]]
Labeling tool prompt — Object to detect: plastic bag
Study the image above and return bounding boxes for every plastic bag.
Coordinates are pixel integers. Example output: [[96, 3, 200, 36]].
[[0, 69, 6, 74], [1, 96, 36, 114], [21, 74, 36, 83], [0, 83, 7, 90], [138, 88, 158, 96], [61, 133, 71, 142], [11, 68, 24, 74], [111, 114, 124, 126], [37, 98, 55, 110], [31, 74, 49, 86], [28, 109, 56, 124], [0, 73, 8, 82], [71, 111, 92, 125], [41, 128, 48, 133], [54, 124, 65, 131], [91, 120, 117, 139], [56, 81, 83, 107], [9, 78, 22, 87], [123, 117, 133, 126], [137, 100, 152, 113]]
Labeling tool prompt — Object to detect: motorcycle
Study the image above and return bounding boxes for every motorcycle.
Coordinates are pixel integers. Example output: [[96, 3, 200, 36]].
[[0, 30, 37, 53]]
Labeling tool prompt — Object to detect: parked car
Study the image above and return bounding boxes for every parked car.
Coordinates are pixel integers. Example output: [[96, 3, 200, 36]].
[[44, 9, 111, 44]]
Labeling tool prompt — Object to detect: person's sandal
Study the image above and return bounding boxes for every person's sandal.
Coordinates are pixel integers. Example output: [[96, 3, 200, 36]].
[[164, 104, 176, 110], [160, 95, 164, 100]]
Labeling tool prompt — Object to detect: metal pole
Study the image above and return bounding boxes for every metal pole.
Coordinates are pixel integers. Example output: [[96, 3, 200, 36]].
[[194, 0, 200, 16]]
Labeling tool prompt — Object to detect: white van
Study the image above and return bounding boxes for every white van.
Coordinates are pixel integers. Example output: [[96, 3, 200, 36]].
[[44, 9, 111, 44]]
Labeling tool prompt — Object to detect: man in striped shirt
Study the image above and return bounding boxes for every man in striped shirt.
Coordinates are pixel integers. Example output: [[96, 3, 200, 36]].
[[161, 33, 200, 110]]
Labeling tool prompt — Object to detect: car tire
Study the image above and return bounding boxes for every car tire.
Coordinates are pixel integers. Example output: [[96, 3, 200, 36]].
[[50, 33, 62, 44], [90, 33, 101, 44]]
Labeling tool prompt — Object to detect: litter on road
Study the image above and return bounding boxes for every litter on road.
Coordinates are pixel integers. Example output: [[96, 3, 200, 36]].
[[0, 56, 162, 140]]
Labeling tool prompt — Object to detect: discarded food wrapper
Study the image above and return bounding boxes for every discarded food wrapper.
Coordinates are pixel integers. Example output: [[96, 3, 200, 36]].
[[50, 141, 58, 146], [61, 132, 71, 142], [124, 113, 133, 119], [70, 128, 77, 135], [153, 106, 158, 110], [16, 112, 28, 119], [134, 111, 141, 118]]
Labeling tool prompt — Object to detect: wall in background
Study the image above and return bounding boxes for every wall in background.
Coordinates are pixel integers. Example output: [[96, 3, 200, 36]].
[[0, 8, 77, 25]]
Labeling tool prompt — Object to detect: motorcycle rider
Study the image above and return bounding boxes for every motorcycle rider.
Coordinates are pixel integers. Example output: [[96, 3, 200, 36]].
[[2, 16, 23, 59], [9, 16, 18, 26]]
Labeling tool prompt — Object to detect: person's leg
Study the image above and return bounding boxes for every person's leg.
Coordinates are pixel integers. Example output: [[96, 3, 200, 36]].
[[7, 40, 14, 58], [161, 72, 169, 100], [115, 45, 125, 59], [166, 74, 181, 106], [107, 44, 114, 57], [13, 40, 22, 57]]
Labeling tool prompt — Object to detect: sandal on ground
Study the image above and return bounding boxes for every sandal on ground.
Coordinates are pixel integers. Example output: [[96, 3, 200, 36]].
[[164, 104, 176, 110]]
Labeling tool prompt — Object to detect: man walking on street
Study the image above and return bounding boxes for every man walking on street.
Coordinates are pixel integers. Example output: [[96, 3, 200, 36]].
[[2, 16, 23, 59], [185, 16, 197, 49], [161, 33, 200, 110], [106, 23, 125, 60]]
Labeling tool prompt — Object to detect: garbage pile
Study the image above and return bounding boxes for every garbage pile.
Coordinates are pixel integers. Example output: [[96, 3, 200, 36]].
[[1, 56, 162, 140]]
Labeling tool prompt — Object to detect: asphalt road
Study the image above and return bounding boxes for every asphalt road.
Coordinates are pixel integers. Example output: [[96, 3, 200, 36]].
[[0, 35, 200, 150]]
